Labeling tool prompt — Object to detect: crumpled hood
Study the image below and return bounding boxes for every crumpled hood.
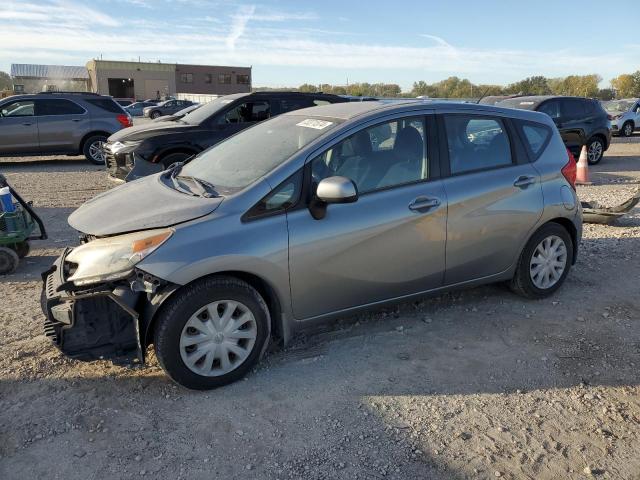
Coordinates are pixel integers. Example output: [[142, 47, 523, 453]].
[[108, 122, 197, 142], [68, 174, 223, 236]]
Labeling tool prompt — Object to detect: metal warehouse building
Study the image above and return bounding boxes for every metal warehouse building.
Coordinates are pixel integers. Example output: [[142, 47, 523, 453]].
[[10, 64, 90, 94]]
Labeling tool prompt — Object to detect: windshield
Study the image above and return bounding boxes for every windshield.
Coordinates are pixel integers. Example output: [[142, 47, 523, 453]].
[[179, 114, 341, 191], [182, 95, 243, 125], [602, 100, 634, 113]]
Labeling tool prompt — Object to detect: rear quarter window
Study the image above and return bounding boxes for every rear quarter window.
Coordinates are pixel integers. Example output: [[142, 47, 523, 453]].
[[515, 120, 551, 160], [85, 98, 126, 114]]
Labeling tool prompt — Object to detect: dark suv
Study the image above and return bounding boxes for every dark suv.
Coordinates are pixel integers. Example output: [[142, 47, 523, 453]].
[[497, 95, 611, 164], [104, 91, 348, 181], [0, 92, 132, 164], [143, 99, 195, 119]]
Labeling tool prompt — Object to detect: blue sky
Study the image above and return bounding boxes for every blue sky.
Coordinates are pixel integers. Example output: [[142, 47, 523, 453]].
[[1, 0, 638, 90]]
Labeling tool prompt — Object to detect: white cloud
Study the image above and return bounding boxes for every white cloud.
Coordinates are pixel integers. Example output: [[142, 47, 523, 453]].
[[0, 0, 119, 27], [226, 5, 255, 49]]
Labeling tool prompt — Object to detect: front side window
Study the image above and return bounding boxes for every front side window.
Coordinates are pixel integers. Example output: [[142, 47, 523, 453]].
[[218, 101, 270, 124], [218, 74, 231, 85], [311, 116, 428, 194], [237, 74, 250, 85], [37, 99, 85, 116], [280, 98, 313, 113], [180, 114, 341, 191], [445, 115, 512, 175], [1, 100, 35, 117], [537, 100, 561, 119], [181, 73, 193, 83]]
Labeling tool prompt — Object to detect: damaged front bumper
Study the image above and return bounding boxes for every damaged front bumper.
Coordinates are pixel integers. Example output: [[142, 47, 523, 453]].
[[41, 249, 171, 365]]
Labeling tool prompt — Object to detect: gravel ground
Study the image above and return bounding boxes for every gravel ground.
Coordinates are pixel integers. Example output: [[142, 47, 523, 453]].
[[1, 141, 639, 480]]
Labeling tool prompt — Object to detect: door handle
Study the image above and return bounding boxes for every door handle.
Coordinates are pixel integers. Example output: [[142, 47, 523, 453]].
[[408, 196, 441, 211], [513, 175, 536, 188], [72, 119, 81, 122], [22, 122, 33, 126]]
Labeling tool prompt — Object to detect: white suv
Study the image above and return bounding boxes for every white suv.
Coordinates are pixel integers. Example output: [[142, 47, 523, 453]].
[[602, 99, 640, 137]]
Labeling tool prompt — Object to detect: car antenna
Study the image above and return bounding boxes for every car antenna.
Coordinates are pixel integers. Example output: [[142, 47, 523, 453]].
[[475, 86, 493, 104]]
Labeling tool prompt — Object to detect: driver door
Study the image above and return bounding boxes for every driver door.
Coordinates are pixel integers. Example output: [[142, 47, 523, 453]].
[[0, 99, 39, 154], [286, 113, 447, 320], [215, 100, 271, 137]]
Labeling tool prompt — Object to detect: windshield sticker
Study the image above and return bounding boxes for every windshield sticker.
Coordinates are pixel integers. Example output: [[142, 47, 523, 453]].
[[221, 99, 233, 104], [519, 101, 535, 105], [296, 119, 333, 130]]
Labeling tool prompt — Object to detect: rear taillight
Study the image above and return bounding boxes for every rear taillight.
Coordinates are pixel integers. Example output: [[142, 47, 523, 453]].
[[562, 148, 577, 190], [116, 114, 132, 128]]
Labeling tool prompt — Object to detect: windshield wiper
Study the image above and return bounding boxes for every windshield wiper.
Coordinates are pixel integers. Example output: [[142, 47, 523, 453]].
[[175, 175, 218, 198]]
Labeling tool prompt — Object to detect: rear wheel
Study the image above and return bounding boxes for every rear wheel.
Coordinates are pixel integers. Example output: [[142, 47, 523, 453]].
[[510, 223, 573, 299], [622, 122, 634, 138], [0, 247, 19, 274], [83, 135, 108, 165], [153, 276, 270, 390], [586, 137, 604, 165]]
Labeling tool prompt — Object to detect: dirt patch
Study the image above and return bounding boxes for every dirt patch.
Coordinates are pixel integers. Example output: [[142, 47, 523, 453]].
[[1, 146, 639, 479]]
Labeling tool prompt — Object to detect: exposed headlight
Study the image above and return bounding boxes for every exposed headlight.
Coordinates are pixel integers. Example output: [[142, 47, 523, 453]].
[[66, 228, 173, 286], [110, 140, 141, 154]]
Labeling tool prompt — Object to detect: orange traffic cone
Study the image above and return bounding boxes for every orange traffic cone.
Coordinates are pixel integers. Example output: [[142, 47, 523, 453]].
[[575, 145, 592, 186]]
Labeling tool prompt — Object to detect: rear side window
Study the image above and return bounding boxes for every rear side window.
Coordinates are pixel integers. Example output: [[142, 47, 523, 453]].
[[445, 115, 512, 175], [37, 99, 85, 116], [85, 98, 125, 114], [520, 123, 551, 158], [280, 98, 314, 113], [561, 99, 587, 119]]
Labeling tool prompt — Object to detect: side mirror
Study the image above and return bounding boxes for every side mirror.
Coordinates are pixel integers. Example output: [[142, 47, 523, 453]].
[[316, 176, 358, 204], [310, 176, 358, 220]]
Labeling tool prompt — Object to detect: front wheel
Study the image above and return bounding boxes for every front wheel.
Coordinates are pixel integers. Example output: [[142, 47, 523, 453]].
[[510, 223, 573, 299], [0, 247, 19, 274], [153, 276, 270, 390], [586, 137, 604, 165], [622, 122, 634, 138], [150, 111, 161, 119]]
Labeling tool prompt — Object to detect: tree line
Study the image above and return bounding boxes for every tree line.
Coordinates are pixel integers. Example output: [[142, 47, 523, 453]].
[[258, 70, 640, 100]]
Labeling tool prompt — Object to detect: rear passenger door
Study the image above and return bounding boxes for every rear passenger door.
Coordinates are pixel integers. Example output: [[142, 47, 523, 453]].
[[35, 99, 89, 152], [439, 113, 543, 285], [557, 98, 588, 148]]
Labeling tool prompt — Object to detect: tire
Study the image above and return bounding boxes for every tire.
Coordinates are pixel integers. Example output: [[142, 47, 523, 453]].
[[160, 152, 192, 169], [150, 111, 161, 119], [0, 247, 20, 274], [14, 241, 30, 259], [622, 122, 634, 138], [153, 276, 270, 390], [510, 223, 573, 299], [586, 137, 604, 165], [82, 135, 108, 165]]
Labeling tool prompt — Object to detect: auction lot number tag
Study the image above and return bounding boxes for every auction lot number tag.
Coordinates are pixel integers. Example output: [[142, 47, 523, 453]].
[[296, 119, 334, 129]]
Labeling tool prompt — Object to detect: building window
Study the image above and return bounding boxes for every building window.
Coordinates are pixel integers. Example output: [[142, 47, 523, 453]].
[[13, 85, 24, 93], [180, 73, 193, 83], [205, 74, 213, 84], [218, 74, 231, 85], [237, 74, 250, 85]]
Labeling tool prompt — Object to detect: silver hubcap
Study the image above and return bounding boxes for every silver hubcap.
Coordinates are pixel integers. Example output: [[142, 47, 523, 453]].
[[179, 300, 257, 377], [530, 235, 567, 289], [588, 141, 602, 163], [624, 124, 633, 136], [89, 141, 105, 163]]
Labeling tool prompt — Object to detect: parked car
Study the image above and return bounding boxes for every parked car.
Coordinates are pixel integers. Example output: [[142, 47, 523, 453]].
[[124, 101, 158, 117], [104, 91, 348, 182], [497, 95, 611, 164], [601, 99, 640, 137], [42, 101, 581, 389], [114, 98, 134, 107], [152, 103, 201, 122], [0, 92, 132, 164], [143, 99, 194, 119]]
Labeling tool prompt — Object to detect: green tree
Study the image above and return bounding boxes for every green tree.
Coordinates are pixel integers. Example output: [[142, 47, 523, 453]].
[[611, 73, 638, 98], [506, 76, 551, 95], [0, 71, 11, 90]]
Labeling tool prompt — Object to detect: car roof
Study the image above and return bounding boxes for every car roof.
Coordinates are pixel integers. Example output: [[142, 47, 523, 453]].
[[283, 100, 552, 124]]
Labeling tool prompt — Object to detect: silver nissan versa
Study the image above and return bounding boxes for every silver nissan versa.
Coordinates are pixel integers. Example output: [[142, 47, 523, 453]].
[[41, 101, 582, 389]]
